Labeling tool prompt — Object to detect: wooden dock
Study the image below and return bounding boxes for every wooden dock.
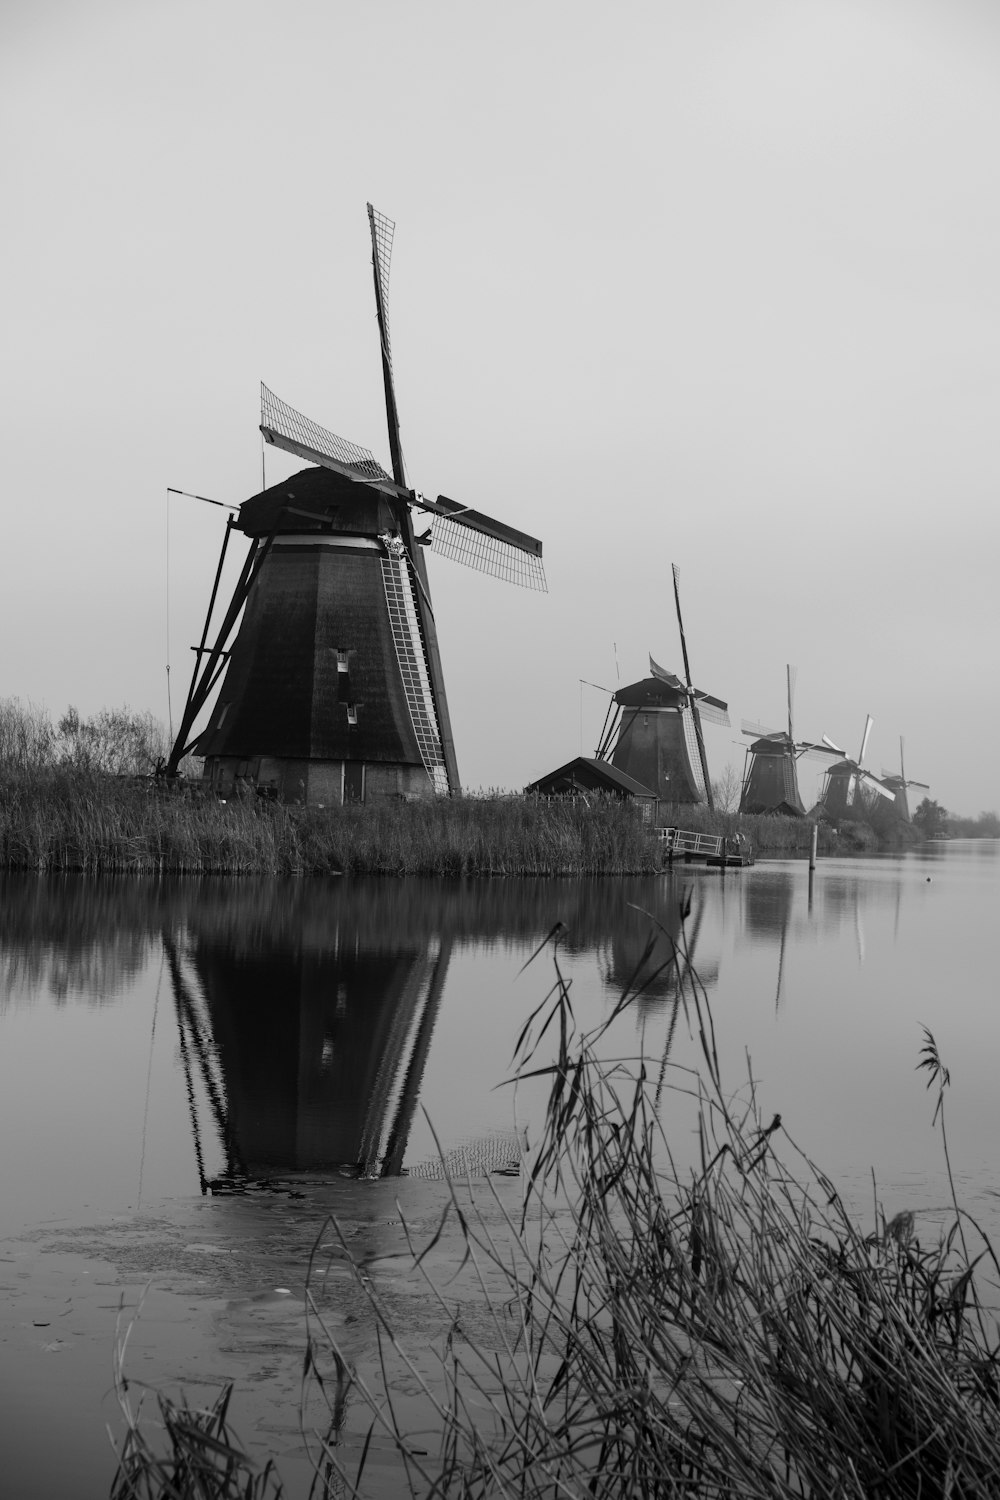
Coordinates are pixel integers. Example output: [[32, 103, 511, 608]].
[[657, 827, 754, 868]]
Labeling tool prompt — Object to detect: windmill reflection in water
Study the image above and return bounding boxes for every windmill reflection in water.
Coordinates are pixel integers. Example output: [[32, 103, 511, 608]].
[[165, 916, 452, 1192]]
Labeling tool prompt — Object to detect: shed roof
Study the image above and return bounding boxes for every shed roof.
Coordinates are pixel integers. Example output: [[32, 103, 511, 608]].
[[525, 756, 658, 800]]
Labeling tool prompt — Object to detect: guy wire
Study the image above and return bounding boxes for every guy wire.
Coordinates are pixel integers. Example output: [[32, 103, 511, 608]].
[[165, 489, 173, 742]]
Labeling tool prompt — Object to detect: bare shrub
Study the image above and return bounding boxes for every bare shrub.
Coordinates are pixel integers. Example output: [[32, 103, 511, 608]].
[[56, 705, 167, 776]]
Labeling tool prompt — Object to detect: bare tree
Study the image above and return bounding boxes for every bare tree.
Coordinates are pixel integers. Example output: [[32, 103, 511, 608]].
[[711, 762, 742, 814]]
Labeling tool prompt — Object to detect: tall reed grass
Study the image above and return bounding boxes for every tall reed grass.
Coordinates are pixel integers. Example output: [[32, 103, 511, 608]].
[[299, 913, 1000, 1498], [0, 772, 664, 875]]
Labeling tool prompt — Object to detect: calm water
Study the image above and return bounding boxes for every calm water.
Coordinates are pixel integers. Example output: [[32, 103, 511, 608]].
[[2, 845, 999, 1496], [2, 843, 999, 1238]]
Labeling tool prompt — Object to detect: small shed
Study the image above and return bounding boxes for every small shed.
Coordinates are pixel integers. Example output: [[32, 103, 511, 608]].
[[525, 757, 658, 823]]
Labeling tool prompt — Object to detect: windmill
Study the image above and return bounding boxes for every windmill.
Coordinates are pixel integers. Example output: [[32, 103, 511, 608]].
[[816, 715, 896, 820], [880, 736, 929, 822], [595, 568, 729, 807], [165, 204, 546, 804], [739, 666, 845, 816]]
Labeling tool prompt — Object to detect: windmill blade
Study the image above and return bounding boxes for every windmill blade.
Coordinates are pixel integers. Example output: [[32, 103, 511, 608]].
[[821, 733, 845, 754], [260, 384, 397, 490], [798, 742, 847, 762], [649, 656, 685, 690], [742, 718, 781, 739], [909, 780, 930, 790], [426, 498, 547, 591], [861, 771, 896, 802], [691, 689, 730, 727], [787, 664, 797, 742], [858, 715, 873, 765], [671, 564, 714, 807], [368, 203, 406, 487]]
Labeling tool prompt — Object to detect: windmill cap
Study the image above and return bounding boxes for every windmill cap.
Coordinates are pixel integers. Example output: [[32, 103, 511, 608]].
[[613, 676, 688, 709], [237, 465, 394, 538]]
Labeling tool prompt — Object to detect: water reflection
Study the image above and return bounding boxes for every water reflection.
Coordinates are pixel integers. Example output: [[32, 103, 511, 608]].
[[165, 878, 723, 1184], [0, 875, 160, 1005], [4, 855, 996, 1203], [167, 912, 450, 1184]]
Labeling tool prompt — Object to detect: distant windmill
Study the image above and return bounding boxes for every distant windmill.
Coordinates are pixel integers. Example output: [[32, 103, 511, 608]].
[[880, 736, 929, 822], [165, 203, 545, 804], [817, 716, 896, 820], [596, 567, 729, 807], [739, 666, 845, 817]]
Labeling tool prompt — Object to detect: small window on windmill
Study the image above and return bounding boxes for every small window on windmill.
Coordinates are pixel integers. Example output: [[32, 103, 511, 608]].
[[347, 704, 358, 726], [336, 649, 349, 674], [217, 703, 231, 728]]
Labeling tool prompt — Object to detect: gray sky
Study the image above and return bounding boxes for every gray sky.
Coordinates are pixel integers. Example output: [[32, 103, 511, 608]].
[[2, 0, 997, 812]]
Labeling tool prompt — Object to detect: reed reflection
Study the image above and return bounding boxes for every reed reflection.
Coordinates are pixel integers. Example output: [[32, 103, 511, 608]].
[[599, 890, 720, 1010], [0, 874, 160, 1006]]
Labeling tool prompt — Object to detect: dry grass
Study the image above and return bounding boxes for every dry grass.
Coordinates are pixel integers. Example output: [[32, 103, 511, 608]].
[[301, 909, 1000, 1498], [0, 773, 664, 876], [109, 1304, 281, 1499]]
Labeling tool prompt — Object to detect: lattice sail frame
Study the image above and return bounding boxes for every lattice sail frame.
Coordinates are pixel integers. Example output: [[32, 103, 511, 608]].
[[380, 539, 450, 795], [368, 205, 396, 371], [429, 513, 547, 591], [261, 385, 546, 592], [682, 708, 708, 801], [260, 384, 390, 481]]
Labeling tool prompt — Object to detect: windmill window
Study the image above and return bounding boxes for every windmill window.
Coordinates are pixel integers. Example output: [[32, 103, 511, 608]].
[[347, 704, 358, 726], [336, 650, 349, 673], [217, 703, 231, 728]]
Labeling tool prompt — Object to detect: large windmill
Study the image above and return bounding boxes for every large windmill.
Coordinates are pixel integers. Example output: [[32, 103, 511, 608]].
[[816, 715, 896, 820], [165, 204, 546, 804], [595, 569, 729, 808], [739, 666, 845, 816], [880, 736, 929, 822]]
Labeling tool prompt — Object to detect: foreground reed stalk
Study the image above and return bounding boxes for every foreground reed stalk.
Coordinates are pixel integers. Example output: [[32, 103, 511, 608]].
[[302, 912, 1000, 1498]]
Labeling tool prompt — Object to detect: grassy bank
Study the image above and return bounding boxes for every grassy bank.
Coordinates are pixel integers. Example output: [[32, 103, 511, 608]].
[[0, 767, 925, 874], [671, 801, 923, 855], [0, 770, 665, 875]]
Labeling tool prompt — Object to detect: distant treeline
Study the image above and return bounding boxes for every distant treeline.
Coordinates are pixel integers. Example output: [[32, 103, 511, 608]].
[[910, 796, 999, 840]]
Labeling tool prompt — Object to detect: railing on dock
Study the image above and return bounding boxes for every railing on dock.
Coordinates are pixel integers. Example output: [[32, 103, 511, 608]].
[[656, 827, 724, 858]]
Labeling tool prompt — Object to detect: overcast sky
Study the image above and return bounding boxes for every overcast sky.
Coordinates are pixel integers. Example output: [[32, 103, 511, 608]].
[[2, 0, 997, 812]]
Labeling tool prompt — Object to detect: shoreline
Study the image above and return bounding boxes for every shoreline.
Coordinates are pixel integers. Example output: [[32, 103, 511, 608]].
[[0, 768, 924, 876]]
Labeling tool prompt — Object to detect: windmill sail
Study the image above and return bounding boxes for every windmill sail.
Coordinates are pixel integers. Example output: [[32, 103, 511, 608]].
[[260, 386, 546, 590], [368, 203, 406, 486], [671, 566, 724, 808], [380, 539, 449, 794], [260, 384, 392, 485]]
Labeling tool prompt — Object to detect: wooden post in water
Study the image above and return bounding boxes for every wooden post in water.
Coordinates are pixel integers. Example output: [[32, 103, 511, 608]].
[[809, 822, 818, 872]]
